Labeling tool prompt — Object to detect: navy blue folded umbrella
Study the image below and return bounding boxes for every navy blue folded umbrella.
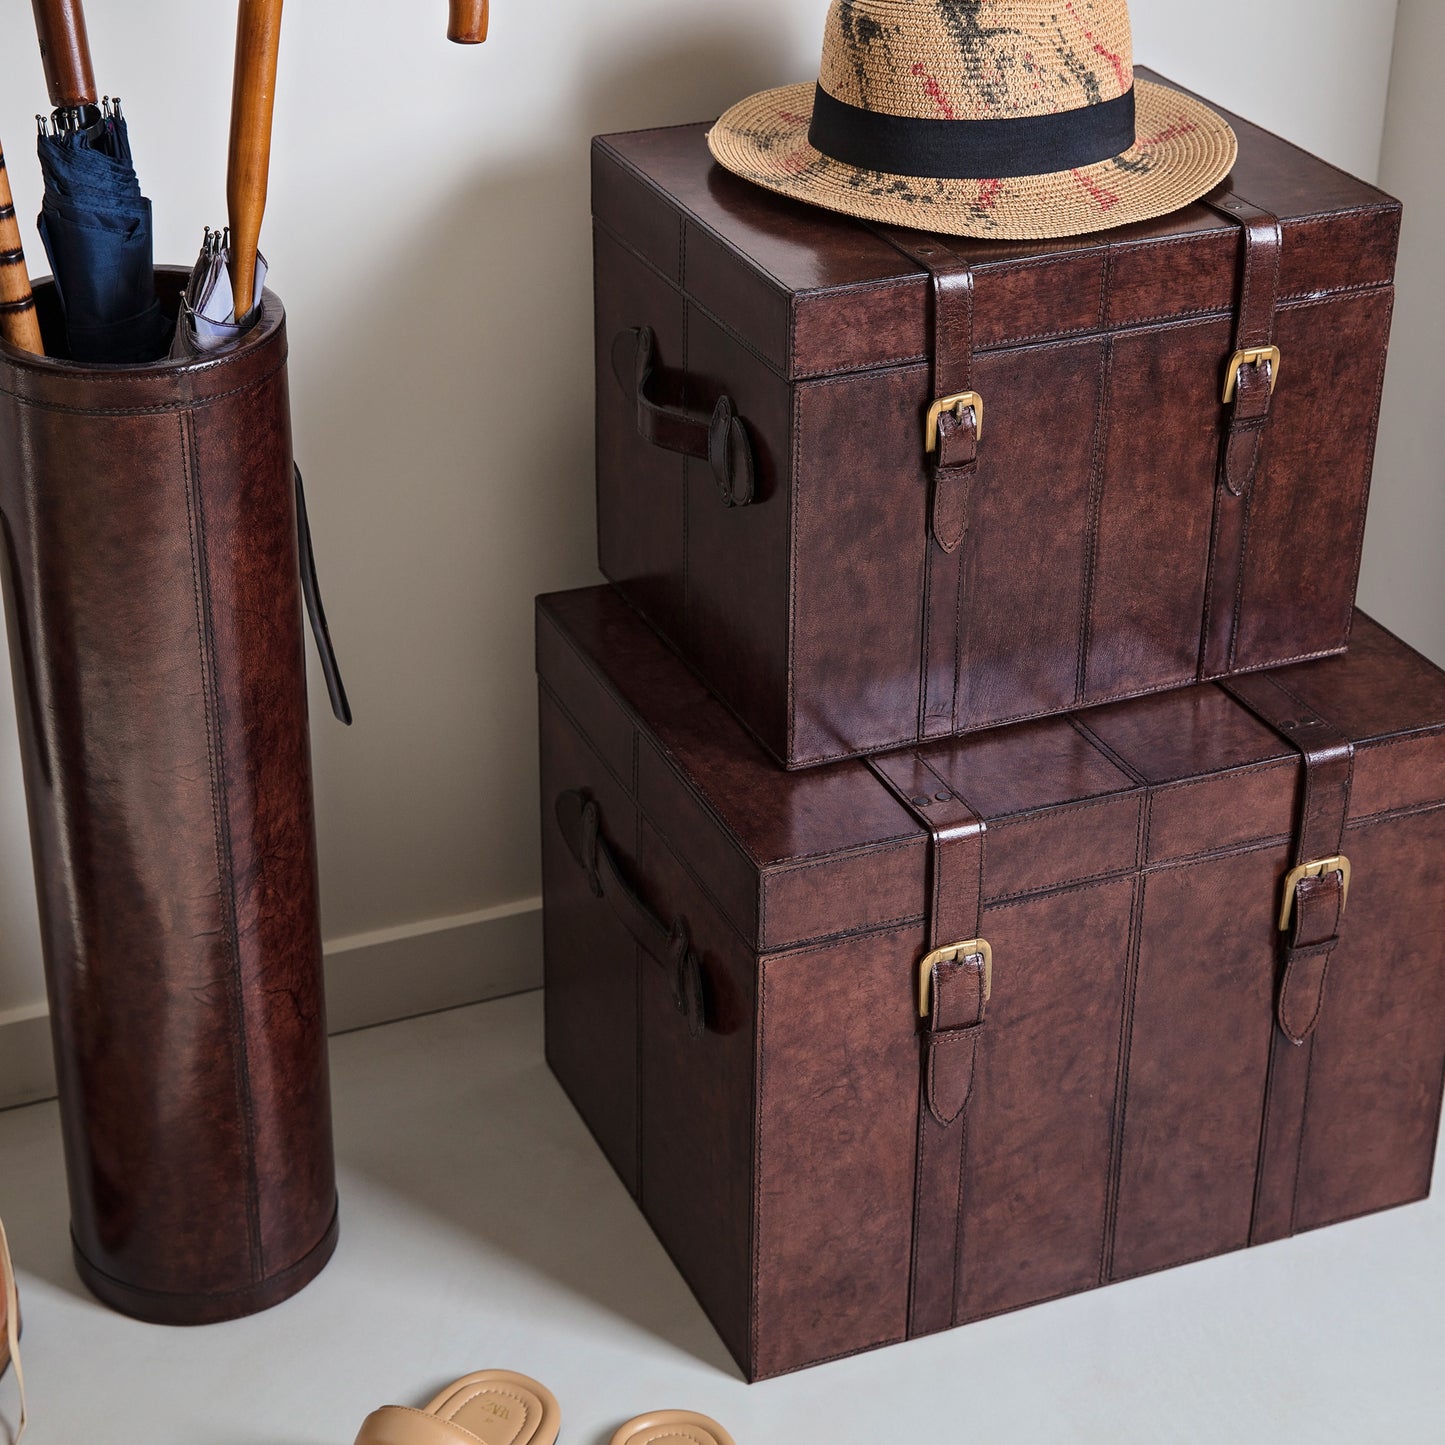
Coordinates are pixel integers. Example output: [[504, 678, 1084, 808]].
[[36, 100, 168, 365]]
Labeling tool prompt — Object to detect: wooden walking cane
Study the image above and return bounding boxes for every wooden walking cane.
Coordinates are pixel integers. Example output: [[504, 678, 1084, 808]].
[[228, 0, 285, 321], [228, 0, 488, 317], [448, 1, 489, 44], [30, 0, 98, 112], [0, 140, 44, 356]]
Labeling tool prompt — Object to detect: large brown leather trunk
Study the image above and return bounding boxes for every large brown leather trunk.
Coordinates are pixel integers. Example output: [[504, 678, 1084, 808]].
[[592, 71, 1400, 768], [539, 585, 1445, 1381], [0, 275, 338, 1324]]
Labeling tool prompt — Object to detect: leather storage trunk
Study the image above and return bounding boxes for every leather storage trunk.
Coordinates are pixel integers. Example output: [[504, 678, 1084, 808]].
[[539, 585, 1445, 1381], [0, 274, 338, 1324], [593, 71, 1401, 769]]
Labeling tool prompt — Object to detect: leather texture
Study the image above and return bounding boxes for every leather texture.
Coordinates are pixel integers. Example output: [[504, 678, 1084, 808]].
[[609, 1411, 736, 1445], [555, 789, 706, 1038], [592, 73, 1400, 769], [1223, 669, 1357, 1245], [611, 325, 756, 508], [355, 1371, 562, 1445], [1199, 192, 1285, 679], [539, 586, 1445, 1381], [0, 271, 338, 1325], [870, 751, 987, 1338]]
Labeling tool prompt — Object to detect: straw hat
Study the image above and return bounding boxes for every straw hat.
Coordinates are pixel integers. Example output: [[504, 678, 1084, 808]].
[[708, 0, 1238, 240]]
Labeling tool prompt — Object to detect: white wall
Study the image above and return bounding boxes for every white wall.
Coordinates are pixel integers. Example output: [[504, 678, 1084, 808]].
[[0, 1, 1409, 1037], [1358, 0, 1445, 666]]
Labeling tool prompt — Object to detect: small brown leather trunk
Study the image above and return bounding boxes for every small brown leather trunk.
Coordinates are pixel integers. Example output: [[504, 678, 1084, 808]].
[[539, 585, 1445, 1381], [593, 71, 1401, 769]]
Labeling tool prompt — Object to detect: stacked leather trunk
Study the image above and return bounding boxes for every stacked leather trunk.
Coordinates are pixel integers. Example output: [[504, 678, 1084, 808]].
[[539, 74, 1445, 1380]]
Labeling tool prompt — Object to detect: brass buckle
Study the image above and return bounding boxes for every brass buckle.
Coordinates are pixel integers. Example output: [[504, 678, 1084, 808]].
[[917, 939, 992, 1018], [925, 391, 984, 453], [1278, 855, 1351, 932], [1223, 345, 1282, 404]]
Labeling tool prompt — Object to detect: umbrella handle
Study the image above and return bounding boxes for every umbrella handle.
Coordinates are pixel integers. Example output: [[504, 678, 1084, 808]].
[[228, 0, 285, 320], [0, 140, 45, 356], [448, 0, 489, 44], [30, 0, 98, 110]]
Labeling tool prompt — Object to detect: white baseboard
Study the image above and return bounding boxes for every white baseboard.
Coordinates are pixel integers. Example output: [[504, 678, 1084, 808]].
[[0, 898, 543, 1112]]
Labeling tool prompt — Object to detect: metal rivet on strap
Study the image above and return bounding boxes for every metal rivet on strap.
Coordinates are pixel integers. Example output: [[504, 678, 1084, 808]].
[[912, 795, 932, 808]]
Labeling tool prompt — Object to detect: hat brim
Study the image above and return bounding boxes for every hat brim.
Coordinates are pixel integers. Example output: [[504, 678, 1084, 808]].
[[707, 78, 1238, 241]]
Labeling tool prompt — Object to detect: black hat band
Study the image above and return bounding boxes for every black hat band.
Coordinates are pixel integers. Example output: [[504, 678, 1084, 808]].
[[808, 83, 1137, 180]]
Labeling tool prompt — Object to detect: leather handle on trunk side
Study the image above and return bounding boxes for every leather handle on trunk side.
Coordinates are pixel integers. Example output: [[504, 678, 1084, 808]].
[[610, 327, 756, 509], [555, 789, 707, 1038]]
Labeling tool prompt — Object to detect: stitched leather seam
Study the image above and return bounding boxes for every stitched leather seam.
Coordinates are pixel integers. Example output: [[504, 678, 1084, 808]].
[[752, 956, 767, 1372], [1346, 794, 1445, 829], [1225, 475, 1257, 670], [784, 283, 1388, 377], [179, 407, 266, 1285], [1288, 1037, 1318, 1234], [917, 517, 937, 741], [541, 674, 759, 955], [1333, 293, 1395, 632], [681, 300, 691, 652], [787, 382, 803, 759], [1075, 328, 1114, 704], [596, 195, 1393, 383], [537, 676, 634, 804], [1147, 756, 1293, 797], [0, 350, 290, 415], [69, 1204, 336, 1301], [1101, 868, 1147, 1285]]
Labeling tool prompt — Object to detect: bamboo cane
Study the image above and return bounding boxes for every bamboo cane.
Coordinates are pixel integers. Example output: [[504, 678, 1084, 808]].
[[30, 0, 97, 111], [0, 141, 45, 356], [228, 0, 285, 321], [448, 1, 489, 44]]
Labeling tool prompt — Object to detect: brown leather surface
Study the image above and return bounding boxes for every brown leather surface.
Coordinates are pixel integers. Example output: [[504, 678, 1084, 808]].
[[870, 753, 987, 1338], [593, 72, 1400, 768], [1199, 193, 1284, 680], [0, 274, 337, 1323], [539, 587, 1445, 1380]]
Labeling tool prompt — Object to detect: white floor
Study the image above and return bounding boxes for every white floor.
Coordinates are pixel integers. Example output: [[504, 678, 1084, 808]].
[[1, 991, 1442, 1445]]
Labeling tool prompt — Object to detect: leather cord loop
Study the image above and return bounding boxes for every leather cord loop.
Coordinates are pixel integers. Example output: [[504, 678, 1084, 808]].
[[294, 466, 352, 726], [555, 789, 707, 1039], [611, 327, 756, 508]]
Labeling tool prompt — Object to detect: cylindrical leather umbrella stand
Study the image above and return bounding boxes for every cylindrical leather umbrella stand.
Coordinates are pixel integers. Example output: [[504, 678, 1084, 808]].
[[0, 271, 338, 1324]]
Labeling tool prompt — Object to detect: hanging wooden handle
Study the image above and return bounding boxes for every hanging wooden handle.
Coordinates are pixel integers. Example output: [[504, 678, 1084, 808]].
[[228, 0, 285, 319], [0, 141, 44, 355], [448, 0, 489, 43], [30, 0, 98, 109]]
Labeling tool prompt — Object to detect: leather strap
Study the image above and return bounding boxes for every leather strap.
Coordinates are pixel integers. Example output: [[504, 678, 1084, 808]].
[[610, 327, 756, 508], [872, 228, 979, 738], [870, 752, 987, 1338], [1199, 193, 1283, 678], [0, 1216, 26, 1444], [876, 229, 979, 555], [555, 789, 706, 1039], [1223, 671, 1355, 1244], [294, 466, 352, 726], [354, 1406, 493, 1445]]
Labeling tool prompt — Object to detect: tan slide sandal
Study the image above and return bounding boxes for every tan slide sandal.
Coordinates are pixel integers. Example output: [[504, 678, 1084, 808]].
[[610, 1412, 735, 1445], [0, 1218, 26, 1443], [355, 1370, 560, 1445]]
